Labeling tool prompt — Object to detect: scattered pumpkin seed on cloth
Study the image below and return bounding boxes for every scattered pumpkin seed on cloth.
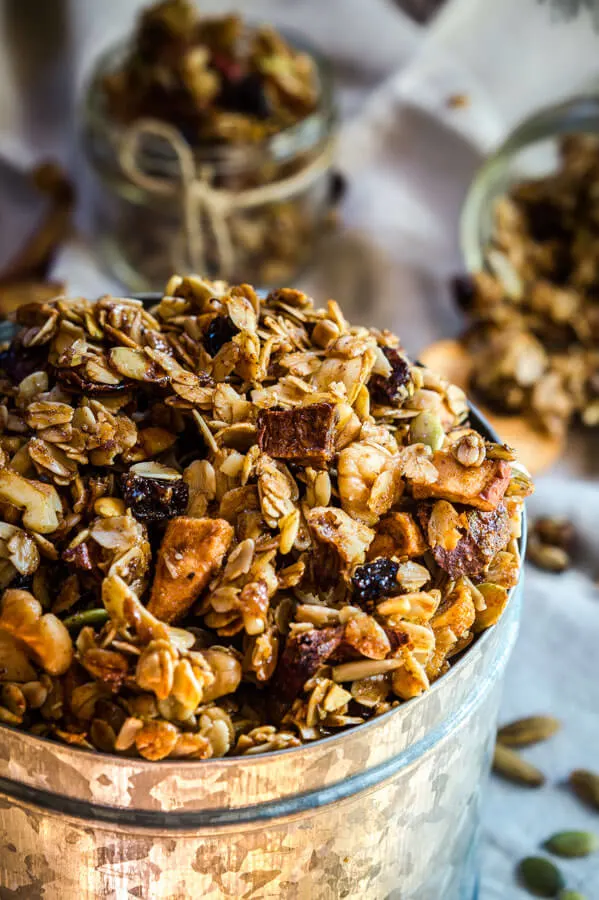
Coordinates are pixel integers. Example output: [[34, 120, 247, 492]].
[[0, 276, 531, 759]]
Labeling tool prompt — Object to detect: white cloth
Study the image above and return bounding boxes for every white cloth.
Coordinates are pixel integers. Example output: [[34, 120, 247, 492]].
[[3, 1, 599, 897]]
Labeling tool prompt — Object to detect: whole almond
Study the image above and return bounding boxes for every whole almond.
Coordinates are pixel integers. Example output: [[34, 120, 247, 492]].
[[493, 743, 545, 788], [497, 715, 561, 747]]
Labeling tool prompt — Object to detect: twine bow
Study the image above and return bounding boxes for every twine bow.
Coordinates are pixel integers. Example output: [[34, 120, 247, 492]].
[[118, 117, 335, 279]]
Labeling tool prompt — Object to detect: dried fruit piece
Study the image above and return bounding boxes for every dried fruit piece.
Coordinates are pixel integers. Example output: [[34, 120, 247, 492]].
[[352, 558, 400, 606], [203, 316, 239, 356], [533, 516, 575, 550], [517, 857, 564, 898], [497, 715, 561, 747], [492, 743, 545, 787], [256, 402, 336, 466], [411, 451, 513, 511], [569, 770, 599, 812], [272, 626, 343, 705], [544, 831, 598, 859], [368, 512, 427, 560], [369, 347, 410, 405], [148, 516, 234, 623], [121, 470, 189, 523], [418, 503, 510, 579]]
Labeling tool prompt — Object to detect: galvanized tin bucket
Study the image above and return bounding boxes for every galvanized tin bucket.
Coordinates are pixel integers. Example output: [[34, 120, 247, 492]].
[[0, 317, 524, 899]]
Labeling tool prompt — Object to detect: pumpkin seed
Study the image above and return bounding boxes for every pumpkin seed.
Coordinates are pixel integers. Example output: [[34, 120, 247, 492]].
[[558, 892, 587, 900], [63, 608, 110, 630], [409, 411, 444, 451], [493, 743, 545, 787], [517, 856, 564, 897], [544, 831, 598, 858], [569, 770, 599, 812], [497, 715, 561, 747]]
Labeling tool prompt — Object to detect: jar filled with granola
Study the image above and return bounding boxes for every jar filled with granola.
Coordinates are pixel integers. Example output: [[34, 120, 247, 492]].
[[458, 96, 599, 436], [81, 0, 337, 290]]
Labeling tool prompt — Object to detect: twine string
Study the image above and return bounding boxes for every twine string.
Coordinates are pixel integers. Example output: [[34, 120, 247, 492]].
[[118, 117, 335, 279]]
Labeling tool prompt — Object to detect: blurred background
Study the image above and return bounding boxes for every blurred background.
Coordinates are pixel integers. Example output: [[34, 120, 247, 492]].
[[0, 1, 598, 897]]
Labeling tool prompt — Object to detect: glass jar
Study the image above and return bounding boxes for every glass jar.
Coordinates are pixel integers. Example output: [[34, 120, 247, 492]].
[[81, 37, 337, 291], [461, 95, 599, 272], [0, 400, 524, 900]]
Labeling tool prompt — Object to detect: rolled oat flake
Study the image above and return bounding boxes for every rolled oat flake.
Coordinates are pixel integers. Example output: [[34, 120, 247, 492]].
[[517, 856, 565, 897]]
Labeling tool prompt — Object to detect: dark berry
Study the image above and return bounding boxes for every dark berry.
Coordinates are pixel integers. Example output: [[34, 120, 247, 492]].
[[10, 573, 34, 591], [121, 472, 189, 523], [202, 316, 239, 357], [450, 274, 476, 312], [219, 71, 270, 119], [352, 558, 400, 605], [369, 347, 410, 405], [0, 336, 47, 384]]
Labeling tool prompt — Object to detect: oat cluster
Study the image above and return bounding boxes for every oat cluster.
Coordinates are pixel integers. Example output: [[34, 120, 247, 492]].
[[0, 277, 530, 759], [458, 135, 599, 437], [102, 0, 318, 144]]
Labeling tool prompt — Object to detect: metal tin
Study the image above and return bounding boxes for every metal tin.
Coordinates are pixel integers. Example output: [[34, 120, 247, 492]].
[[0, 400, 524, 899]]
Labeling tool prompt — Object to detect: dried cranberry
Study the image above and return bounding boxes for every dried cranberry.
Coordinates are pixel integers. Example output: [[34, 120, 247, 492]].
[[121, 472, 189, 523], [352, 558, 400, 606], [369, 347, 410, 405], [202, 316, 239, 357]]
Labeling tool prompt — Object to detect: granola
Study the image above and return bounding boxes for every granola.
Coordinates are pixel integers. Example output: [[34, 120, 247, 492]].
[[455, 134, 599, 437], [0, 276, 531, 759], [85, 0, 336, 288]]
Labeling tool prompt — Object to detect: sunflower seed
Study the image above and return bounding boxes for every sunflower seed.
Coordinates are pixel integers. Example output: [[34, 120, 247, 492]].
[[497, 715, 561, 747], [527, 539, 569, 573], [544, 831, 598, 859], [517, 857, 564, 897], [492, 743, 545, 787], [569, 770, 599, 812]]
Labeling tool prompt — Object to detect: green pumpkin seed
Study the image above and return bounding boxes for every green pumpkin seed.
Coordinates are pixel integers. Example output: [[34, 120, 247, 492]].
[[558, 891, 587, 900], [497, 715, 561, 747], [493, 742, 545, 787], [517, 856, 564, 897], [63, 608, 110, 630], [409, 411, 444, 451], [569, 770, 599, 812], [544, 831, 598, 859]]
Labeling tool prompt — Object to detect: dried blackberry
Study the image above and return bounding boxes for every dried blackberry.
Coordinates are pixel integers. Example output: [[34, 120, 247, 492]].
[[121, 472, 189, 523], [202, 315, 239, 357], [369, 347, 410, 405], [352, 558, 400, 605]]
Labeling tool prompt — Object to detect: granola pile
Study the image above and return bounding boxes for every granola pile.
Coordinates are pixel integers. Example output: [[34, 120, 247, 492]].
[[0, 278, 531, 760], [456, 134, 599, 437], [102, 0, 318, 144]]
